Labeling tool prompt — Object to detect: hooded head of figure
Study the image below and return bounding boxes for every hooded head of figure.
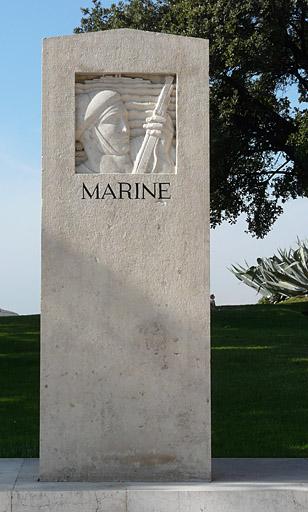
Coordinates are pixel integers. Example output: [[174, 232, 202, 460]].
[[76, 90, 130, 158]]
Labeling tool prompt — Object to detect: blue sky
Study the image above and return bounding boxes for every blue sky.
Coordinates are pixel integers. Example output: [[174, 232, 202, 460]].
[[0, 0, 102, 315], [0, 0, 307, 314]]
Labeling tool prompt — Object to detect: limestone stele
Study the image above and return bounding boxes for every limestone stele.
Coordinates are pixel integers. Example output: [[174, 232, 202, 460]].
[[41, 29, 210, 482]]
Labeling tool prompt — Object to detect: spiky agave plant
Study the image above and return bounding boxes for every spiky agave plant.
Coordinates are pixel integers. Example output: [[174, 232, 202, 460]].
[[230, 239, 308, 303]]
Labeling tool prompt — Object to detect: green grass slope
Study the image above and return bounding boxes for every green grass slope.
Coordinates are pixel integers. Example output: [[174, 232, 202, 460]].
[[0, 315, 39, 457], [212, 303, 308, 457], [0, 304, 308, 457]]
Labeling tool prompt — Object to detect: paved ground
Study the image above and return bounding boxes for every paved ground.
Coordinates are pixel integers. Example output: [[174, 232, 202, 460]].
[[1, 458, 308, 488], [1, 459, 308, 511]]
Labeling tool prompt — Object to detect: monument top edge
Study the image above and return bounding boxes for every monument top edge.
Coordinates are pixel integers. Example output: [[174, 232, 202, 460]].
[[42, 28, 209, 46]]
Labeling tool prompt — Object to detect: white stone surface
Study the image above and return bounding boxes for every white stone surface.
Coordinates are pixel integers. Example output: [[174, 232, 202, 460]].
[[75, 75, 176, 174], [13, 490, 126, 512], [0, 493, 10, 512], [41, 29, 210, 482], [127, 489, 308, 512], [1, 459, 308, 511]]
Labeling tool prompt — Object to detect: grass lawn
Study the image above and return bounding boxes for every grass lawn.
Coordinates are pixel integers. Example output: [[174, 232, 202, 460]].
[[0, 315, 39, 457], [0, 303, 308, 457], [212, 303, 308, 457]]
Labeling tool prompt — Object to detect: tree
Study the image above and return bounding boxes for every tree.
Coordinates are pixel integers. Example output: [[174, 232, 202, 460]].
[[75, 0, 308, 238]]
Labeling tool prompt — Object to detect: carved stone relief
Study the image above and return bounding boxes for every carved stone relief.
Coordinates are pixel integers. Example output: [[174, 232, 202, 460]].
[[75, 74, 176, 174]]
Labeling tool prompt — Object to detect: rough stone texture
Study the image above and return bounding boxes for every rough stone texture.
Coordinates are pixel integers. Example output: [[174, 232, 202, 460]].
[[75, 74, 177, 174], [13, 491, 126, 512], [0, 459, 23, 512], [127, 490, 308, 512], [0, 493, 10, 512], [2, 459, 308, 511], [41, 29, 210, 482]]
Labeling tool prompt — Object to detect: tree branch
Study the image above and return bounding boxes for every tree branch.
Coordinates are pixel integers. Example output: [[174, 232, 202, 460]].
[[222, 75, 297, 162], [291, 68, 308, 90], [262, 159, 291, 183], [285, 36, 308, 74], [299, 1, 307, 57]]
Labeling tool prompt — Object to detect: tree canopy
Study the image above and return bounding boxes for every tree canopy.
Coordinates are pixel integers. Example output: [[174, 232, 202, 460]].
[[75, 0, 308, 237]]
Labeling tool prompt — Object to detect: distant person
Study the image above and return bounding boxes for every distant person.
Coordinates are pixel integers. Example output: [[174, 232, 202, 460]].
[[210, 294, 216, 309]]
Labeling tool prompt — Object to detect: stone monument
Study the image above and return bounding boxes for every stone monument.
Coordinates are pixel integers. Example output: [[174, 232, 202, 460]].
[[41, 29, 210, 482]]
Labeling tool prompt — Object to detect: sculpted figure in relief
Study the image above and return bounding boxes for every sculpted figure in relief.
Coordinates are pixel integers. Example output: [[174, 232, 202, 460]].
[[75, 75, 176, 174]]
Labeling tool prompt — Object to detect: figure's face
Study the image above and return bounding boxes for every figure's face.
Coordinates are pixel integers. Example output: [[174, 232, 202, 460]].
[[96, 103, 130, 155]]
